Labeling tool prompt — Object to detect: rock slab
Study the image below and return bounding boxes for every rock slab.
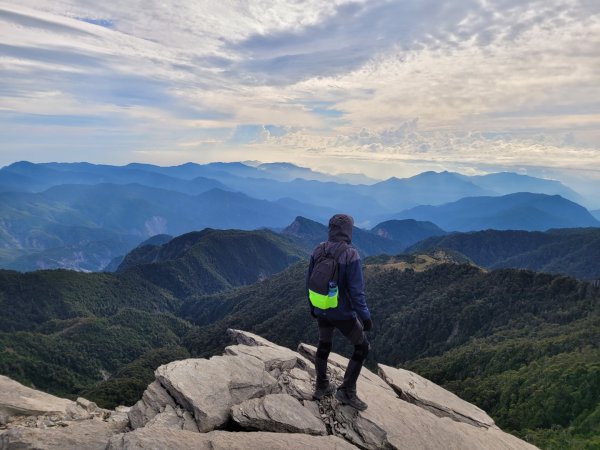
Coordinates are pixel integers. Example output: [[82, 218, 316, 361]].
[[1, 417, 127, 450], [378, 363, 496, 428], [231, 393, 327, 435], [155, 354, 278, 432], [129, 380, 178, 429], [107, 427, 356, 450], [0, 375, 72, 425]]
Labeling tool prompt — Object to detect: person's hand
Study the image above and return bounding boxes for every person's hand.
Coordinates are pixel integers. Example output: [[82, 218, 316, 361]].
[[363, 318, 373, 331]]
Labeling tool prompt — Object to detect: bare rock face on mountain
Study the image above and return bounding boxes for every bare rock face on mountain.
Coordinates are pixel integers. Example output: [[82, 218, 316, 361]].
[[1, 330, 539, 449]]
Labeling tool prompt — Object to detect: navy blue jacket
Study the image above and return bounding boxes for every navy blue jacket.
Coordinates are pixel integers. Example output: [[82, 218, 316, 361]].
[[306, 241, 371, 321]]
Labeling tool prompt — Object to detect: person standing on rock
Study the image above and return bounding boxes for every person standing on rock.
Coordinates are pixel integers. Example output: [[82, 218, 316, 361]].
[[306, 213, 372, 411]]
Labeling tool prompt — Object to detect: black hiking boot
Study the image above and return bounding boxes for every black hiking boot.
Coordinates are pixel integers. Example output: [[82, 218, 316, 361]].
[[314, 355, 335, 400], [335, 358, 368, 410], [335, 387, 368, 411], [313, 382, 336, 400]]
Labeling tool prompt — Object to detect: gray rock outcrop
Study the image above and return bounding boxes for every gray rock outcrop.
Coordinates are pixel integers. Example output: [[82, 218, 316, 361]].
[[1, 329, 539, 449]]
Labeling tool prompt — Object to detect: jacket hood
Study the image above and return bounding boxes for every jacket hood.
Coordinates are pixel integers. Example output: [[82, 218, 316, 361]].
[[328, 214, 354, 244]]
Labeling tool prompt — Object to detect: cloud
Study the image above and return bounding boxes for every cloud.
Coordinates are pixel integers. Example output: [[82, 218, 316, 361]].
[[257, 121, 600, 183], [230, 0, 486, 83], [0, 0, 598, 195]]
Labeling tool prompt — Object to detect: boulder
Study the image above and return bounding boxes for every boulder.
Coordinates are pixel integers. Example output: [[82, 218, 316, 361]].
[[76, 397, 98, 413], [227, 328, 278, 347], [0, 377, 130, 449], [106, 427, 356, 450], [231, 393, 327, 435], [145, 404, 198, 432], [378, 364, 495, 428], [155, 354, 278, 432], [128, 380, 178, 429], [0, 375, 72, 425]]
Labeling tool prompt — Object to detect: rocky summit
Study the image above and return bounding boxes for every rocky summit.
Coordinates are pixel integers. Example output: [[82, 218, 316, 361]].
[[0, 330, 538, 449]]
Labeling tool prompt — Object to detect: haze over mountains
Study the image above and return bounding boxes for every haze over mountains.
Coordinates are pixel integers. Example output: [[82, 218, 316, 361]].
[[393, 193, 599, 232], [0, 160, 597, 272]]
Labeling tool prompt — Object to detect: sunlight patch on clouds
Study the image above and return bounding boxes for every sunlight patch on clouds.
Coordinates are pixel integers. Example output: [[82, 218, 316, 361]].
[[255, 123, 600, 177]]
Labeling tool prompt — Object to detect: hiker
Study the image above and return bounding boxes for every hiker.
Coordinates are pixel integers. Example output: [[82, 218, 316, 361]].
[[306, 213, 372, 411]]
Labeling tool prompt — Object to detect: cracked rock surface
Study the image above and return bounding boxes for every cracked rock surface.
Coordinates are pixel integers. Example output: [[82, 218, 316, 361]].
[[377, 364, 496, 428], [231, 393, 327, 435], [1, 329, 539, 449]]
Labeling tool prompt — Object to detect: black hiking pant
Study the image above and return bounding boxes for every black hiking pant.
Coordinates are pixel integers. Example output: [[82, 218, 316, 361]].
[[315, 317, 370, 393]]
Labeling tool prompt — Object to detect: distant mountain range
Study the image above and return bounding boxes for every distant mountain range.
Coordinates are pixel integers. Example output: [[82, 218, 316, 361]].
[[0, 161, 597, 271], [0, 161, 588, 216], [592, 209, 600, 221], [0, 161, 366, 192], [281, 216, 447, 256], [281, 216, 402, 256], [467, 172, 585, 203], [409, 228, 600, 280], [393, 192, 599, 231], [371, 219, 447, 246], [0, 184, 334, 272]]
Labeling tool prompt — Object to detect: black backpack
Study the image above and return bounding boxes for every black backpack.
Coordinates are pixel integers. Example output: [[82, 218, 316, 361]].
[[308, 242, 348, 310]]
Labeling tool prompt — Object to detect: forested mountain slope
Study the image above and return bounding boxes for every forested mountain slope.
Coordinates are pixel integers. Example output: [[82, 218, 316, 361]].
[[118, 228, 306, 297], [0, 228, 306, 402], [409, 228, 600, 280]]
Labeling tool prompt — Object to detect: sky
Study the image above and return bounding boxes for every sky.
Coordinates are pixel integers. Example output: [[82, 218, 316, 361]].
[[0, 0, 599, 198]]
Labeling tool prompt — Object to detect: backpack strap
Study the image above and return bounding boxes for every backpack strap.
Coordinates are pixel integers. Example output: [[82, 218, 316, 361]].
[[314, 242, 327, 262], [332, 242, 349, 263], [331, 242, 349, 286]]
